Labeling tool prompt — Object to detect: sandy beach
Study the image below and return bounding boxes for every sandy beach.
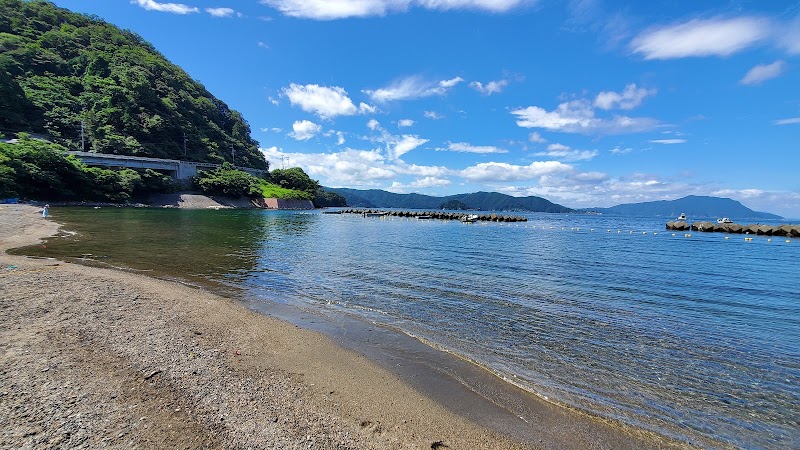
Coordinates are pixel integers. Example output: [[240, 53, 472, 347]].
[[0, 204, 688, 449]]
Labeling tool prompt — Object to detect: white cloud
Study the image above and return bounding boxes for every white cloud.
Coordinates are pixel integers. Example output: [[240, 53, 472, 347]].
[[206, 7, 236, 17], [630, 17, 769, 60], [460, 161, 573, 182], [359, 102, 378, 114], [610, 147, 633, 155], [438, 142, 508, 154], [398, 119, 415, 127], [391, 176, 452, 191], [536, 143, 598, 161], [259, 0, 528, 20], [469, 79, 509, 95], [367, 119, 381, 131], [594, 83, 656, 110], [528, 132, 546, 143], [282, 84, 372, 119], [268, 96, 279, 105], [740, 61, 787, 85], [258, 42, 271, 49], [511, 99, 659, 134], [649, 139, 686, 144], [424, 111, 444, 120], [779, 17, 800, 54], [775, 117, 800, 125], [261, 147, 396, 186], [289, 120, 322, 141], [132, 0, 198, 14], [364, 76, 463, 102], [390, 135, 428, 159], [336, 131, 346, 145], [260, 127, 282, 133]]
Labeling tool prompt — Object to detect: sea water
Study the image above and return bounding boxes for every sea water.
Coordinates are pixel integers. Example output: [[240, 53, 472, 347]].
[[19, 208, 800, 449]]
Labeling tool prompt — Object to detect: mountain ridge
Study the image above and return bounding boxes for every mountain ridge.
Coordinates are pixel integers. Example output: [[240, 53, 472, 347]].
[[327, 188, 572, 212], [582, 195, 782, 220]]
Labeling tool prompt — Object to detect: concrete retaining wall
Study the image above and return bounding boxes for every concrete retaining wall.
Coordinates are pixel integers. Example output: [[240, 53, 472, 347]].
[[261, 198, 315, 210]]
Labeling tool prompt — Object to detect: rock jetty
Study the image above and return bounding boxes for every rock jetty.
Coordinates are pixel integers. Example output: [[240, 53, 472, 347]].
[[343, 209, 528, 222], [666, 221, 800, 237]]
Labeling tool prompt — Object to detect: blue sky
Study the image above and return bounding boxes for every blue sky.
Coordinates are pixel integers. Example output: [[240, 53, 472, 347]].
[[54, 1, 800, 217]]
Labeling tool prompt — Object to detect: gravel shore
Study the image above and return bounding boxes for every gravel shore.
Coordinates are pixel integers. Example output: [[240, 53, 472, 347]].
[[1, 204, 686, 449]]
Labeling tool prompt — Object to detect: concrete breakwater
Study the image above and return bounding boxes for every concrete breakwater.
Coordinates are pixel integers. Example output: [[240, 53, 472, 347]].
[[343, 209, 528, 222], [666, 221, 800, 237]]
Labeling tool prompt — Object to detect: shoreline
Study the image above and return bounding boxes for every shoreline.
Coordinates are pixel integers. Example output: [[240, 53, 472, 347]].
[[1, 204, 691, 449]]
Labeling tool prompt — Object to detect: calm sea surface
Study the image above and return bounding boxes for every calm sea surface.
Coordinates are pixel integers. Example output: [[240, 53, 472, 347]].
[[19, 208, 800, 449]]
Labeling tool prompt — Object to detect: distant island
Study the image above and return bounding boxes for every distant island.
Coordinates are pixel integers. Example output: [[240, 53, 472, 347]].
[[580, 195, 782, 220], [326, 188, 573, 213]]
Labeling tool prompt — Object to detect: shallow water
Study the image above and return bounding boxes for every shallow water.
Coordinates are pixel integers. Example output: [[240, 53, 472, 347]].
[[18, 208, 800, 449]]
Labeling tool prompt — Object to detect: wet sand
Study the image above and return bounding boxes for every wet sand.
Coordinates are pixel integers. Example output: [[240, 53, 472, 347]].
[[0, 204, 689, 449]]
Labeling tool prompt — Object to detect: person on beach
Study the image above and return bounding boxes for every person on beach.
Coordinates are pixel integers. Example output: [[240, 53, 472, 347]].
[[42, 204, 49, 218]]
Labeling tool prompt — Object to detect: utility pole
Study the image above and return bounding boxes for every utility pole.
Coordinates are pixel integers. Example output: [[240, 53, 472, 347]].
[[231, 144, 235, 165], [80, 120, 85, 151], [183, 131, 187, 157]]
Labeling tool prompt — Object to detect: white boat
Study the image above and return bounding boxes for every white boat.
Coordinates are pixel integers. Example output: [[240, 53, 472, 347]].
[[717, 217, 733, 224], [677, 213, 687, 221], [461, 214, 479, 223]]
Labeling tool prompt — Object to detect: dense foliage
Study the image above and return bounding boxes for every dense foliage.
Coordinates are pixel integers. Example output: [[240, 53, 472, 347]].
[[440, 200, 470, 210], [193, 165, 346, 204], [269, 167, 346, 207], [0, 135, 174, 201], [0, 0, 267, 169]]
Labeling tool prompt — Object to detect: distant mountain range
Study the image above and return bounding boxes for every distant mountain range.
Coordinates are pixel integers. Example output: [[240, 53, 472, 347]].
[[326, 188, 573, 213], [582, 195, 782, 220], [326, 189, 783, 220]]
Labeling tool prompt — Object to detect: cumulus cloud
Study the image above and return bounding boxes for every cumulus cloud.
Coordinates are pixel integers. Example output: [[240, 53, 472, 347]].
[[649, 139, 686, 144], [594, 83, 656, 110], [536, 143, 598, 161], [437, 142, 508, 154], [288, 120, 322, 141], [740, 61, 787, 85], [528, 132, 546, 143], [132, 0, 198, 14], [282, 84, 374, 119], [469, 79, 509, 95], [511, 99, 659, 134], [260, 0, 528, 20], [397, 119, 415, 127], [364, 76, 463, 102], [460, 161, 572, 182], [775, 117, 800, 125], [258, 42, 271, 49], [630, 17, 769, 60], [424, 111, 444, 120], [367, 119, 381, 131], [390, 177, 452, 191], [261, 147, 396, 186], [206, 7, 237, 17]]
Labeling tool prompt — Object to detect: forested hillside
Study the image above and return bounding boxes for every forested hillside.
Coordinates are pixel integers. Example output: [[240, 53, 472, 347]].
[[0, 0, 267, 169], [328, 188, 572, 212]]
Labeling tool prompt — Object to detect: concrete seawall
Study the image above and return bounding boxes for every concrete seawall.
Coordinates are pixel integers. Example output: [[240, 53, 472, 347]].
[[343, 209, 528, 222], [666, 221, 800, 237]]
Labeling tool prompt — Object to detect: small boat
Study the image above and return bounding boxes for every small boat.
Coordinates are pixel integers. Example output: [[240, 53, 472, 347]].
[[461, 214, 479, 223], [677, 213, 687, 221], [717, 217, 733, 224]]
